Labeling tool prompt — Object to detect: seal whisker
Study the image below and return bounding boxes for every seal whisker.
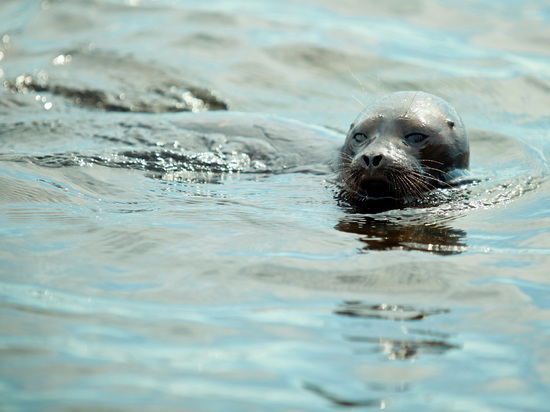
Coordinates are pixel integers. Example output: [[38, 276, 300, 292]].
[[391, 167, 439, 196], [419, 164, 453, 176], [398, 163, 444, 182], [387, 167, 431, 199], [401, 71, 440, 118], [410, 165, 456, 188], [390, 171, 410, 199], [393, 173, 423, 200], [351, 94, 368, 110], [331, 158, 354, 168], [418, 168, 456, 186], [342, 168, 362, 194], [402, 170, 442, 192], [402, 90, 422, 119], [347, 68, 378, 116], [399, 173, 431, 198], [420, 159, 445, 166]]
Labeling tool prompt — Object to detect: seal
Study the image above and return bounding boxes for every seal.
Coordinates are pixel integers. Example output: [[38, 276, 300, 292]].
[[337, 91, 470, 207]]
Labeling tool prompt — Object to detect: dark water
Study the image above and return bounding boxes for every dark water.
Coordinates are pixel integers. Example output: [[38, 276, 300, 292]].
[[1, 0, 550, 411]]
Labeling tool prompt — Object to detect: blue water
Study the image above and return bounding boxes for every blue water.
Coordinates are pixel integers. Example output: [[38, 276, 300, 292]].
[[1, 0, 550, 411]]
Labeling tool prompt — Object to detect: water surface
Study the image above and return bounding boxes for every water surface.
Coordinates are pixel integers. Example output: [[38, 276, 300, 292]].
[[1, 0, 550, 411]]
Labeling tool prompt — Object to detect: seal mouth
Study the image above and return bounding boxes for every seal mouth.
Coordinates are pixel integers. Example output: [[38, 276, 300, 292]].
[[357, 179, 397, 200]]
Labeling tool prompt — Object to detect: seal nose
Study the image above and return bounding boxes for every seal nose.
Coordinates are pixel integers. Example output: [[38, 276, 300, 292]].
[[362, 154, 384, 168]]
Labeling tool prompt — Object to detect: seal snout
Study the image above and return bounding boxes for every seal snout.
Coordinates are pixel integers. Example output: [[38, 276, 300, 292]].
[[358, 150, 390, 179]]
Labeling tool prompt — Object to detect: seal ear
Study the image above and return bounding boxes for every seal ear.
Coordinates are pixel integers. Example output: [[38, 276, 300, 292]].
[[349, 123, 355, 130], [447, 120, 455, 129]]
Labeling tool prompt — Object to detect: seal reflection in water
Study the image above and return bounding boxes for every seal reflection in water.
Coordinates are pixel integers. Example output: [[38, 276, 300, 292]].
[[337, 91, 470, 208]]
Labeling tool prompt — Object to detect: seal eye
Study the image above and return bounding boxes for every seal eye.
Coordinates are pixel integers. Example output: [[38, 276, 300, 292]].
[[353, 133, 368, 144], [405, 133, 429, 145]]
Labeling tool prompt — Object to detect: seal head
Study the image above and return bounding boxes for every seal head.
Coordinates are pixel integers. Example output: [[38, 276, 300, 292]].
[[338, 91, 469, 206]]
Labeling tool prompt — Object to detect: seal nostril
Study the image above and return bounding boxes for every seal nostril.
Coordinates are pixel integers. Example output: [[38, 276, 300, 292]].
[[362, 154, 383, 168], [372, 154, 383, 167]]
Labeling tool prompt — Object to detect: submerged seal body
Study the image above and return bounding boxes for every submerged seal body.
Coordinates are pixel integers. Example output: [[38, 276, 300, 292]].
[[337, 91, 470, 206]]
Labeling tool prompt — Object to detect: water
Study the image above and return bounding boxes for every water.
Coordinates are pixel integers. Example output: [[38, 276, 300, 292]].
[[1, 0, 550, 411]]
